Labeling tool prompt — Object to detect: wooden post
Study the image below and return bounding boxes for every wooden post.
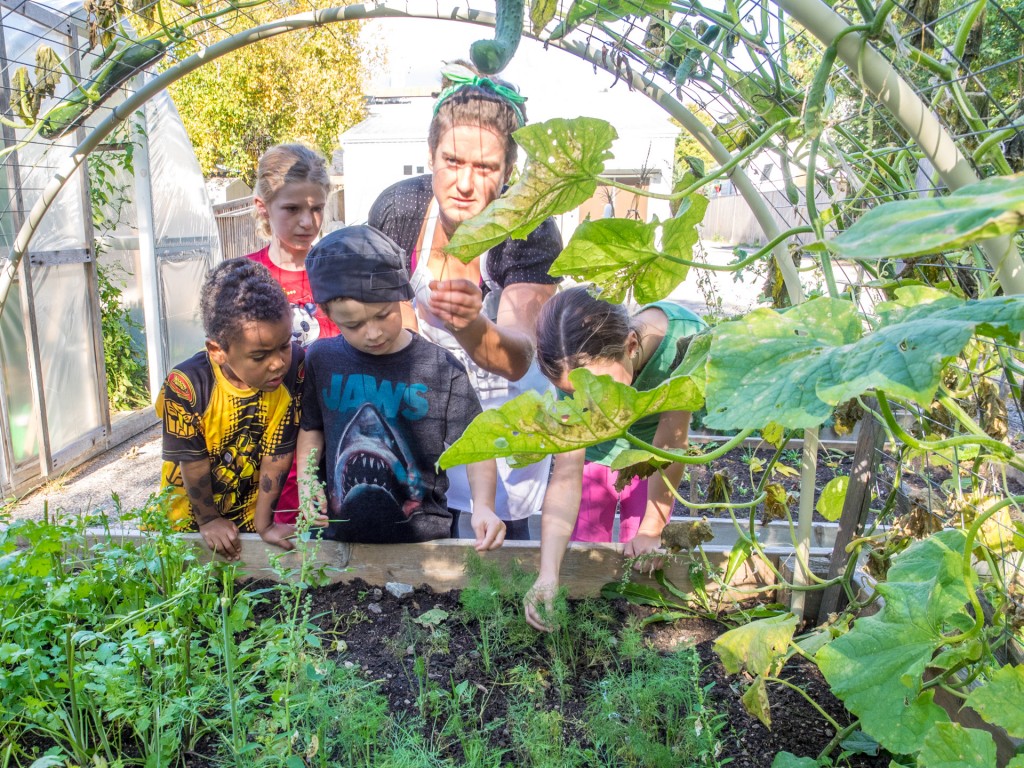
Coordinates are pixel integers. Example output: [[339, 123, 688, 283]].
[[817, 401, 885, 621]]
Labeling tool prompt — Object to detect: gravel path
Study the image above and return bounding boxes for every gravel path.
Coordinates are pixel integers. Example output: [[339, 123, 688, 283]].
[[6, 422, 163, 522]]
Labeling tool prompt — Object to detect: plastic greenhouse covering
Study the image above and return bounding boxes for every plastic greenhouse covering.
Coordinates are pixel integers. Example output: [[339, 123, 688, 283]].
[[1, 0, 218, 494]]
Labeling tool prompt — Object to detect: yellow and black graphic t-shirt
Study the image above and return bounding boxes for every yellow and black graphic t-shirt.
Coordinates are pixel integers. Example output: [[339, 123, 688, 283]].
[[156, 346, 304, 531]]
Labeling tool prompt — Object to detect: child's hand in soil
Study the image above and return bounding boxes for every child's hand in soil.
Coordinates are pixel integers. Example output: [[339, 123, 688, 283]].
[[470, 507, 506, 551], [259, 522, 297, 551], [199, 517, 242, 560], [622, 532, 664, 573], [524, 578, 557, 632]]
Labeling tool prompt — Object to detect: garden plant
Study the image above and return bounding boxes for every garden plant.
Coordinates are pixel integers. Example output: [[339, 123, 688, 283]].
[[3, 0, 1024, 765]]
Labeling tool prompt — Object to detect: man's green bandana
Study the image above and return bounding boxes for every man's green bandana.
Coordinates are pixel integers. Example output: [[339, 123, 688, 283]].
[[433, 64, 527, 127]]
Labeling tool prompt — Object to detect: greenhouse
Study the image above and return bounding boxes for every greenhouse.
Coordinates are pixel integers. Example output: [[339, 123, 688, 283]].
[[1, 0, 217, 495], [1, 0, 1024, 765]]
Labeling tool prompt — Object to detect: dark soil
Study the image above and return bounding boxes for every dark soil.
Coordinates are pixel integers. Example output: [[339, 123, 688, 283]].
[[249, 578, 891, 768]]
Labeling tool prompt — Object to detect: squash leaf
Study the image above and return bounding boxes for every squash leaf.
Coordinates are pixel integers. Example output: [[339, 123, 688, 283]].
[[741, 675, 772, 727], [918, 723, 997, 768], [439, 368, 702, 468], [704, 292, 1024, 430], [965, 664, 1024, 737], [815, 531, 971, 755], [550, 195, 708, 304], [704, 298, 863, 430], [714, 612, 798, 677], [827, 174, 1024, 260], [445, 117, 616, 262], [815, 476, 849, 522], [770, 754, 819, 768]]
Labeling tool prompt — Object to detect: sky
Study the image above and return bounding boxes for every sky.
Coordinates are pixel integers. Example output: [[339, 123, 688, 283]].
[[360, 17, 678, 131]]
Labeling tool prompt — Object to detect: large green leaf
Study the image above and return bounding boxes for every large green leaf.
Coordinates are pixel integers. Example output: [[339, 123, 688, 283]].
[[445, 117, 617, 262], [704, 292, 1024, 430], [704, 298, 863, 430], [714, 613, 798, 677], [814, 531, 970, 755], [965, 665, 1024, 737], [549, 195, 708, 304], [917, 723, 997, 768], [439, 368, 702, 468], [827, 174, 1024, 260]]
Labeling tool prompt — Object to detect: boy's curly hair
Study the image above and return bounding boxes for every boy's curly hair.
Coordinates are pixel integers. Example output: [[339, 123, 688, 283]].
[[201, 258, 290, 349]]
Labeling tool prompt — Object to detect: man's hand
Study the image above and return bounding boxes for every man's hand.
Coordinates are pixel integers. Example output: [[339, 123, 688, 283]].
[[259, 522, 296, 551], [428, 279, 483, 331], [524, 577, 558, 632], [622, 532, 664, 573], [198, 517, 241, 560], [470, 508, 506, 551]]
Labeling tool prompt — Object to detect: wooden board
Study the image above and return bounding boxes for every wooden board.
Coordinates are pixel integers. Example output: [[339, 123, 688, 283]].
[[90, 530, 782, 598]]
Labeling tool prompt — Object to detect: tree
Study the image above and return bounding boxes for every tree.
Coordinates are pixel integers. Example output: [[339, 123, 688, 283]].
[[166, 1, 368, 183], [673, 103, 717, 179]]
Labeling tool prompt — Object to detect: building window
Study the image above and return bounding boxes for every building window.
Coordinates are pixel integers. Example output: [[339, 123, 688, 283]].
[[403, 165, 413, 175], [416, 166, 425, 174]]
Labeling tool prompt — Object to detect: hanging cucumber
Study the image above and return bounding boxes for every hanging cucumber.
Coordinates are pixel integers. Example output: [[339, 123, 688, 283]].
[[802, 44, 837, 138], [674, 24, 719, 85], [470, 0, 524, 74], [39, 38, 167, 139]]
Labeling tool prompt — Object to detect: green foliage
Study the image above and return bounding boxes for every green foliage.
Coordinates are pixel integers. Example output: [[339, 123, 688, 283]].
[[965, 664, 1024, 737], [446, 117, 617, 262], [585, 647, 725, 767], [814, 476, 849, 521], [827, 174, 1024, 260], [549, 194, 708, 303], [673, 106, 717, 177], [440, 368, 703, 469], [507, 692, 595, 767], [88, 140, 149, 411], [714, 612, 798, 677], [166, 0, 366, 183], [704, 290, 1024, 430], [459, 551, 536, 672], [95, 263, 150, 410]]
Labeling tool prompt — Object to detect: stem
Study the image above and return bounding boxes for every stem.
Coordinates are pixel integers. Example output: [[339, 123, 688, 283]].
[[625, 428, 757, 465], [951, 0, 986, 61], [972, 122, 1024, 167], [766, 675, 844, 731], [219, 572, 241, 754], [945, 495, 1024, 644], [670, 488, 768, 511], [818, 719, 862, 761], [876, 391, 1016, 461]]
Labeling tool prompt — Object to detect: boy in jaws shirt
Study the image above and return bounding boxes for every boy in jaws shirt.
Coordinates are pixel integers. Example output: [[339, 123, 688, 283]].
[[297, 225, 505, 549]]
